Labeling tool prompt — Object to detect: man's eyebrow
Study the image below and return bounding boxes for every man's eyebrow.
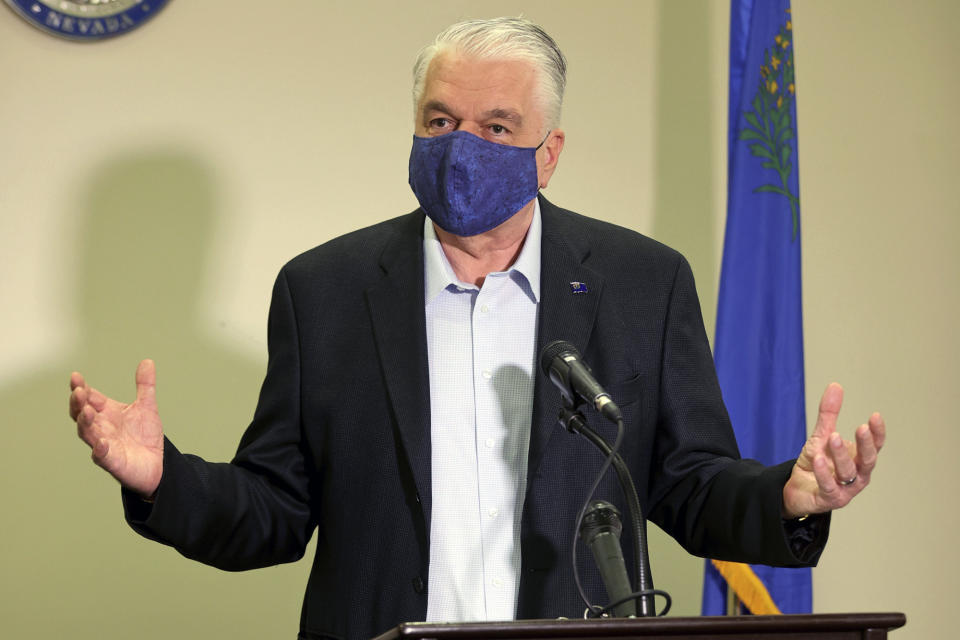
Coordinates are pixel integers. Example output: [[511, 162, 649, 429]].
[[483, 108, 523, 124], [420, 101, 524, 126], [421, 100, 454, 122]]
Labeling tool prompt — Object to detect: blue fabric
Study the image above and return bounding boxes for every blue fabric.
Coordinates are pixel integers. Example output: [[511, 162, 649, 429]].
[[701, 0, 812, 615], [408, 131, 539, 236]]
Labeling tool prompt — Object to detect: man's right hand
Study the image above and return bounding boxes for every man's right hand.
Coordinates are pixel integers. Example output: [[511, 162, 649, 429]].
[[69, 359, 165, 499]]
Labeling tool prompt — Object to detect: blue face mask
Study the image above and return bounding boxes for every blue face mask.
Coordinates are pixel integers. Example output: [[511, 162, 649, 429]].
[[408, 130, 545, 237]]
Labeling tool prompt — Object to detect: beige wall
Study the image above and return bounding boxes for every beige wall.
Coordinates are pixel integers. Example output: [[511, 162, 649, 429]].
[[0, 1, 955, 638]]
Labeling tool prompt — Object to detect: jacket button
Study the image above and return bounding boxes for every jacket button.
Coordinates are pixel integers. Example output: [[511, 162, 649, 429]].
[[412, 576, 425, 594]]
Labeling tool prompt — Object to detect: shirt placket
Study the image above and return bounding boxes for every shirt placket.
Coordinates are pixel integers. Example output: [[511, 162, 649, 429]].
[[472, 273, 516, 619]]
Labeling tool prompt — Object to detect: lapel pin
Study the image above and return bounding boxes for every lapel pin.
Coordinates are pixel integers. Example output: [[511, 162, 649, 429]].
[[569, 281, 589, 294]]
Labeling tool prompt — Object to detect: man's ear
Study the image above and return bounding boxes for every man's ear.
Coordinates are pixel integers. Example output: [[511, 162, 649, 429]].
[[537, 129, 565, 189]]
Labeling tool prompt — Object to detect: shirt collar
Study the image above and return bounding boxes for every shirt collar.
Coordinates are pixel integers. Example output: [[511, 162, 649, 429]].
[[423, 199, 542, 304]]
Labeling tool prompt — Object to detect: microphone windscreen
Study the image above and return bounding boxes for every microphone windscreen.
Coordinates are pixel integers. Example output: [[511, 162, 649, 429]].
[[540, 339, 578, 376]]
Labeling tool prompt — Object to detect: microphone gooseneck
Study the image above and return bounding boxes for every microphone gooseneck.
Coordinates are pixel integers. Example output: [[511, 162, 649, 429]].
[[540, 339, 667, 617]]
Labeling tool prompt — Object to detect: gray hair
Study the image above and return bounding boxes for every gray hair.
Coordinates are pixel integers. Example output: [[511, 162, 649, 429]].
[[412, 17, 568, 129]]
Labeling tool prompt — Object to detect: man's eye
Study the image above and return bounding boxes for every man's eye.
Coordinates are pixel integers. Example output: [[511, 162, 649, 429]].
[[429, 118, 452, 130], [489, 124, 508, 135]]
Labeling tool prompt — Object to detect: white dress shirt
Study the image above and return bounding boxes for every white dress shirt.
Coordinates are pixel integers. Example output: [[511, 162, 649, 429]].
[[423, 201, 542, 622]]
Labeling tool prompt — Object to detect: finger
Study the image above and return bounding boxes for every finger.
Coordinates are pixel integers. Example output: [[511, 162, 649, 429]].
[[86, 387, 108, 411], [76, 405, 99, 447], [91, 437, 110, 465], [90, 437, 123, 478], [91, 411, 119, 441], [855, 423, 878, 475], [90, 436, 121, 475], [812, 454, 841, 501], [135, 359, 157, 409], [70, 371, 86, 391], [869, 412, 886, 450], [69, 386, 87, 421], [812, 383, 844, 439], [828, 432, 858, 487], [77, 406, 118, 449]]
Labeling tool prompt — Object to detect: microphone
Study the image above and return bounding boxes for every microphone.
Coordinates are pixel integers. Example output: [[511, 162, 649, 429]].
[[579, 500, 636, 617], [540, 340, 622, 423]]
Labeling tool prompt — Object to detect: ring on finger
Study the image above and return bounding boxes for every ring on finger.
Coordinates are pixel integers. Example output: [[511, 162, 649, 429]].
[[838, 475, 857, 486]]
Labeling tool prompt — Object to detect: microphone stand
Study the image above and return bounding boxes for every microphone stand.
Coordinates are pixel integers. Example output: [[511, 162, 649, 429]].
[[559, 405, 657, 617]]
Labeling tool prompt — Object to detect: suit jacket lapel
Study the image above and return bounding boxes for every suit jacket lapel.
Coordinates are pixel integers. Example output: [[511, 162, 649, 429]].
[[365, 212, 434, 527], [529, 197, 604, 476]]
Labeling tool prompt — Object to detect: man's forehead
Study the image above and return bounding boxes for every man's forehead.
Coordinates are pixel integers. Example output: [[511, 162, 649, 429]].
[[419, 52, 540, 115]]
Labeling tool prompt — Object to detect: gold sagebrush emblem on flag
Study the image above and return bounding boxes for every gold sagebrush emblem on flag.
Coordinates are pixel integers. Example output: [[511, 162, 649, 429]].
[[739, 12, 800, 240]]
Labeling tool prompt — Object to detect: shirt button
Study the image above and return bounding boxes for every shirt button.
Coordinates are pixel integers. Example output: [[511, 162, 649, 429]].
[[492, 577, 503, 588], [488, 507, 499, 518], [480, 304, 489, 313], [485, 437, 495, 449], [482, 369, 492, 379]]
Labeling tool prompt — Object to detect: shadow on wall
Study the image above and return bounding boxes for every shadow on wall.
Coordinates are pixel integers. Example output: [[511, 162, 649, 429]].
[[643, 0, 719, 618], [651, 0, 718, 332], [0, 150, 307, 639]]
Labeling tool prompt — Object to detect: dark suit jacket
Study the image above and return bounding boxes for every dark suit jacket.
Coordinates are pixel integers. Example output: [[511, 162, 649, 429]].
[[125, 197, 826, 640]]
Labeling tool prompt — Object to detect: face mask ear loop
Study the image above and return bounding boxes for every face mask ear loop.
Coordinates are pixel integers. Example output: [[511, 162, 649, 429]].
[[535, 130, 552, 150]]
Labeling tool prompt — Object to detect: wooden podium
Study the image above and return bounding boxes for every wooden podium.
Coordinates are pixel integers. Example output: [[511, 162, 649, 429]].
[[372, 613, 906, 640]]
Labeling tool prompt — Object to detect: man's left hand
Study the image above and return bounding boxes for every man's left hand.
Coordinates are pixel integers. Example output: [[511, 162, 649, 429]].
[[782, 382, 886, 519]]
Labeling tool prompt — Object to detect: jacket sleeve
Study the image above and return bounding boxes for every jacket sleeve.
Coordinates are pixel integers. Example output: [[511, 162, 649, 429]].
[[645, 256, 827, 567], [123, 267, 316, 571]]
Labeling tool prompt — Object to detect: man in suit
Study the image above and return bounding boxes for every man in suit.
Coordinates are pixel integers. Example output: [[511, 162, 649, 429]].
[[68, 16, 885, 640]]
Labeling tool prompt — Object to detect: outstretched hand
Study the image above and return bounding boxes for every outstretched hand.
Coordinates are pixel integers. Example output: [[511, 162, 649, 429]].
[[69, 359, 164, 499], [782, 383, 886, 519]]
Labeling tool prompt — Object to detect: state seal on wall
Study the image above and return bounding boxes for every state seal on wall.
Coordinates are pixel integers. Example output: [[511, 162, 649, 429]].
[[4, 0, 170, 41]]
